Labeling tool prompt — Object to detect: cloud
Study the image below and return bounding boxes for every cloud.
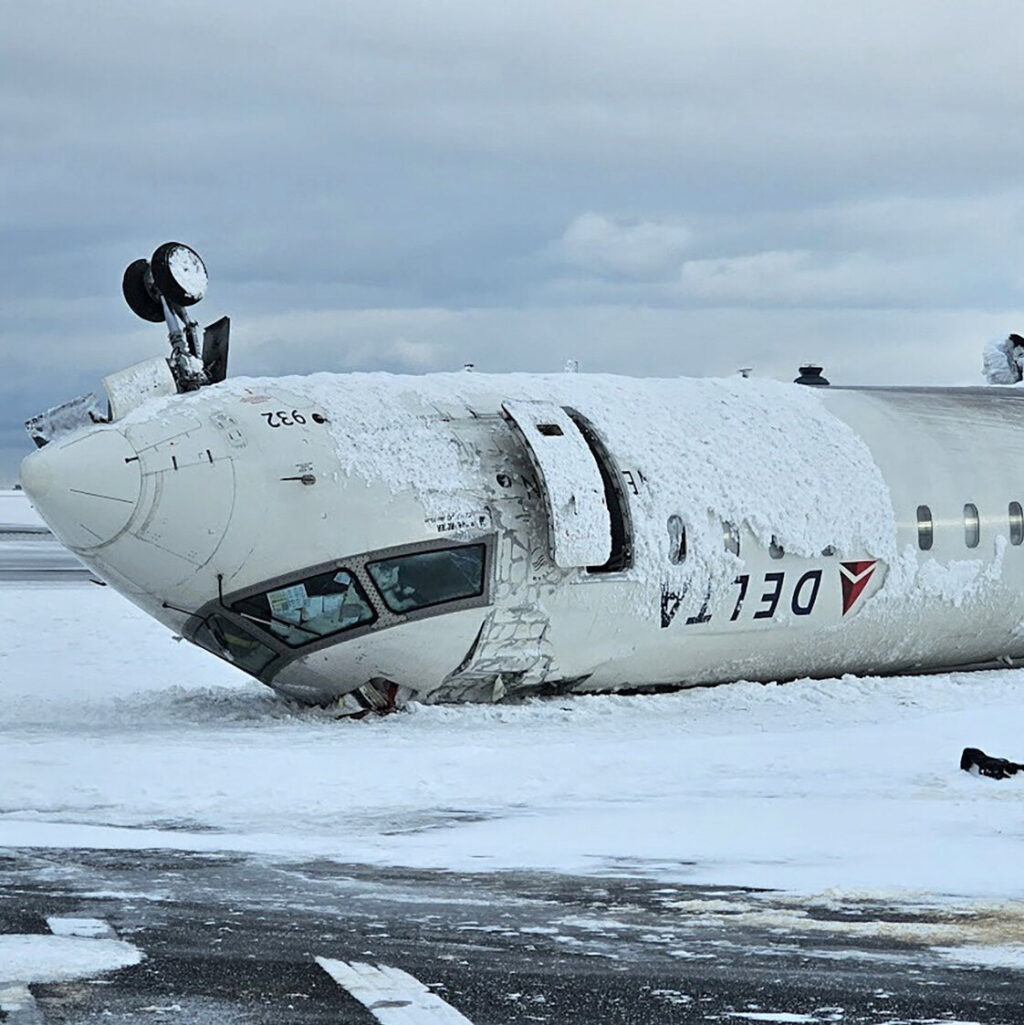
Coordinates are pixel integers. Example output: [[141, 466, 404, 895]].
[[238, 308, 461, 374], [545, 191, 1024, 309], [676, 249, 935, 307], [556, 213, 692, 279]]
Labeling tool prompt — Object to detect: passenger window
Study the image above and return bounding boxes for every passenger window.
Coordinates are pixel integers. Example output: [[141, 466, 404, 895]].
[[667, 515, 686, 564], [1010, 502, 1024, 546], [964, 503, 980, 548], [769, 536, 784, 559], [232, 568, 375, 647], [194, 614, 277, 673], [917, 505, 933, 551], [367, 544, 486, 613], [723, 521, 740, 557]]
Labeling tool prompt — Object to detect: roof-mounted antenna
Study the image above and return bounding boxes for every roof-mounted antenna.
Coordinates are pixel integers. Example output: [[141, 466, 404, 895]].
[[794, 364, 830, 387]]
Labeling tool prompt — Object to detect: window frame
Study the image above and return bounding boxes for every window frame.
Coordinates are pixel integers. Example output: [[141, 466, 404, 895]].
[[964, 502, 980, 549], [366, 543, 488, 615], [184, 534, 496, 682], [193, 612, 278, 674], [916, 505, 933, 551], [723, 521, 741, 557], [231, 566, 377, 649], [1010, 502, 1024, 546], [667, 515, 686, 565]]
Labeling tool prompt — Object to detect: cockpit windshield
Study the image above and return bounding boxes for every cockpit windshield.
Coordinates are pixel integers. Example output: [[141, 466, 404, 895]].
[[231, 567, 376, 647], [193, 541, 490, 671], [193, 613, 277, 674], [366, 544, 486, 613]]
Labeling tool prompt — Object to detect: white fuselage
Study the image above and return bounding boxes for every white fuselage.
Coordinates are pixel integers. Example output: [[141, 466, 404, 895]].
[[20, 367, 1024, 705]]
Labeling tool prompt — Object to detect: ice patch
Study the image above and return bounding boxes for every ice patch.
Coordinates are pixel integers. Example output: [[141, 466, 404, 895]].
[[650, 988, 693, 1005], [47, 916, 117, 938], [0, 935, 142, 984], [936, 944, 1024, 970], [725, 1014, 821, 1024]]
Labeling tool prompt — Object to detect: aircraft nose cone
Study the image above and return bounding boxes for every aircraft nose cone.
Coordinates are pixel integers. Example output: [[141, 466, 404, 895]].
[[20, 429, 142, 550]]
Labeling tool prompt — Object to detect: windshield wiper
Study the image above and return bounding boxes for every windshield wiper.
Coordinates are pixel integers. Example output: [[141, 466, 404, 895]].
[[237, 610, 323, 639]]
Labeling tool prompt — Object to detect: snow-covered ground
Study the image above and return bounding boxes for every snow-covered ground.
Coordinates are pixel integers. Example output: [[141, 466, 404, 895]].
[[4, 581, 1024, 911], [0, 488, 43, 528]]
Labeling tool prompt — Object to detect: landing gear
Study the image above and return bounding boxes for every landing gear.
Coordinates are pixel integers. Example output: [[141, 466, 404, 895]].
[[330, 679, 409, 719], [120, 242, 227, 393], [121, 259, 164, 323], [149, 242, 207, 307]]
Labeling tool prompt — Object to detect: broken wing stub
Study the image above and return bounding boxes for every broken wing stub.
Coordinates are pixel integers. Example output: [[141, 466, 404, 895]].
[[982, 334, 1024, 385], [960, 746, 1024, 779]]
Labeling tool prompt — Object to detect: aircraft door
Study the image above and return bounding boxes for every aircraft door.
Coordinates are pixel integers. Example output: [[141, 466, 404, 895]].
[[501, 400, 612, 569]]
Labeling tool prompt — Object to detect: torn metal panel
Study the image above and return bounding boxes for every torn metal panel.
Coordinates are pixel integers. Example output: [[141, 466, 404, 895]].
[[442, 604, 555, 700], [24, 393, 106, 448]]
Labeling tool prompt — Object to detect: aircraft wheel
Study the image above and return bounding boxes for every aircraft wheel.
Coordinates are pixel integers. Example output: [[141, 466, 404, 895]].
[[150, 242, 207, 307], [121, 259, 164, 323]]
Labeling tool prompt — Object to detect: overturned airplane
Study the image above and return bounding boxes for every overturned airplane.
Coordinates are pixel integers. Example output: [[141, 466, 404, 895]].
[[19, 243, 1024, 710]]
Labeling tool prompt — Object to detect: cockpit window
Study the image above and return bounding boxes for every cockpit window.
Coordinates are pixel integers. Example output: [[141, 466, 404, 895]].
[[193, 613, 277, 674], [231, 568, 376, 647], [367, 544, 486, 614]]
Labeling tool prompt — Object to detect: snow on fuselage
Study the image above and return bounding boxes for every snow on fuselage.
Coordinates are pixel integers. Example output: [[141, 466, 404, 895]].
[[19, 369, 1024, 705]]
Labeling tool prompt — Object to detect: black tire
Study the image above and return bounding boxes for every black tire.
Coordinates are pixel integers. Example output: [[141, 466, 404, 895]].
[[122, 259, 164, 323], [150, 242, 207, 307]]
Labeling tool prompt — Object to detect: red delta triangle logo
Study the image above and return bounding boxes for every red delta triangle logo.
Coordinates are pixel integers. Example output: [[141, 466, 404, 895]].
[[840, 560, 877, 615]]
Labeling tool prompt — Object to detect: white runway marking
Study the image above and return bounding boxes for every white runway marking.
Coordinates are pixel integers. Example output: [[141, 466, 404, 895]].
[[0, 983, 43, 1024], [316, 958, 475, 1024], [0, 915, 139, 1007], [47, 916, 117, 939]]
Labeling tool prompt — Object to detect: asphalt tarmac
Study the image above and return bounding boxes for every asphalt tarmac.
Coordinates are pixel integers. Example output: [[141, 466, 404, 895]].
[[2, 847, 1024, 1024]]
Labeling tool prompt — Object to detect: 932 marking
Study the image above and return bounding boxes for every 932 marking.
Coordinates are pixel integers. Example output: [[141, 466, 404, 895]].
[[261, 409, 307, 428]]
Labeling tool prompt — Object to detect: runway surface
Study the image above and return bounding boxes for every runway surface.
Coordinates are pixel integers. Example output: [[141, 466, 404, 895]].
[[0, 525, 91, 581], [4, 847, 1024, 1024]]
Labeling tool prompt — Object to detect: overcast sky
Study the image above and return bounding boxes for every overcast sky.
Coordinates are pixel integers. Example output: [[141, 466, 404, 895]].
[[3, 0, 1023, 483]]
